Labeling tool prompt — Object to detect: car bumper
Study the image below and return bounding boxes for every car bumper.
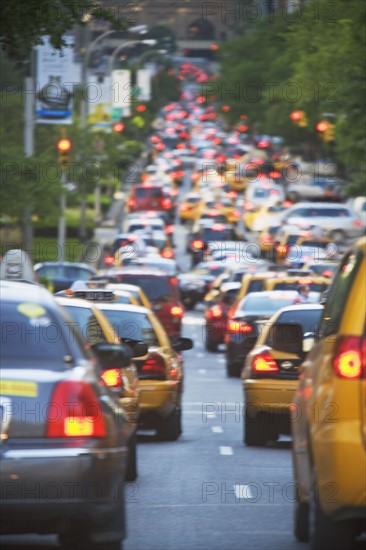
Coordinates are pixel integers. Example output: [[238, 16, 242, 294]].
[[138, 380, 181, 419], [243, 379, 298, 412], [0, 444, 127, 535]]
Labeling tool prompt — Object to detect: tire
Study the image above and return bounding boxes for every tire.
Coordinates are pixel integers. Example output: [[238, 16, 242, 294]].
[[244, 409, 276, 446], [157, 407, 181, 441], [309, 484, 357, 550], [226, 361, 239, 377], [295, 501, 309, 542], [206, 338, 218, 352], [125, 431, 137, 482], [329, 229, 345, 244]]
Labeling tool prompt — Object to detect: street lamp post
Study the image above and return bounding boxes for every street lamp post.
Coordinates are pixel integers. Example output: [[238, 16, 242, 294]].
[[108, 39, 157, 74]]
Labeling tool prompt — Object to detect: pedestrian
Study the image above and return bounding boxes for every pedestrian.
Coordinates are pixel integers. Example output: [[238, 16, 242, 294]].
[[293, 284, 311, 303]]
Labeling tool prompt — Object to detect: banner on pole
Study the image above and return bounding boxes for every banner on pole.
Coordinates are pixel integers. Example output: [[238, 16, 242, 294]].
[[87, 75, 112, 131], [112, 70, 132, 117], [36, 35, 78, 124], [136, 69, 151, 101]]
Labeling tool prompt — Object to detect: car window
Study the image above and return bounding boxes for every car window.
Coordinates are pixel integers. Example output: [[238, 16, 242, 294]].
[[320, 249, 363, 338], [266, 308, 322, 346], [101, 309, 160, 347], [314, 207, 350, 217], [287, 208, 308, 219], [65, 266, 93, 280], [116, 275, 174, 302], [237, 295, 295, 315], [247, 280, 265, 293], [62, 305, 109, 345], [202, 227, 233, 241], [1, 301, 71, 360], [37, 265, 63, 278]]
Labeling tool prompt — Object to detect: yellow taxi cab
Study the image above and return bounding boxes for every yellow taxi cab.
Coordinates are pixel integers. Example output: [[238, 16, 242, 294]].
[[265, 275, 330, 294], [242, 303, 323, 446], [94, 303, 193, 441], [223, 160, 249, 192], [243, 204, 285, 232], [178, 192, 204, 223], [214, 198, 241, 224], [55, 295, 142, 481], [291, 236, 366, 549]]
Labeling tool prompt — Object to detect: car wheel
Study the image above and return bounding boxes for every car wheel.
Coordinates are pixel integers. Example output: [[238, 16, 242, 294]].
[[59, 532, 123, 550], [125, 430, 138, 482], [206, 338, 218, 352], [294, 501, 309, 542], [309, 480, 357, 550], [329, 229, 345, 243], [226, 361, 239, 377], [287, 191, 300, 202], [244, 410, 275, 446], [157, 407, 180, 441]]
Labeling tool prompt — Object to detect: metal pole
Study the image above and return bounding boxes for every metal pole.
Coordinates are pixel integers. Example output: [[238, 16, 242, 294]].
[[24, 49, 35, 254], [58, 171, 67, 262]]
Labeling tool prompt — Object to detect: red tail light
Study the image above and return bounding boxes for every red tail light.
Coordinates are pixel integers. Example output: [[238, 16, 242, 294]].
[[276, 244, 289, 255], [180, 204, 190, 211], [141, 352, 166, 377], [322, 270, 334, 278], [171, 305, 184, 316], [352, 220, 363, 227], [127, 198, 136, 207], [165, 224, 174, 234], [227, 320, 253, 334], [207, 305, 223, 319], [101, 368, 123, 389], [192, 239, 205, 250], [162, 198, 172, 209], [252, 352, 279, 373], [162, 248, 174, 259], [104, 255, 115, 265], [333, 335, 366, 379], [47, 381, 106, 438], [263, 235, 274, 243]]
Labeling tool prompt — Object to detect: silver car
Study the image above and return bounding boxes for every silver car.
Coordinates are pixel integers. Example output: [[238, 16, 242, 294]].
[[278, 202, 365, 242], [0, 280, 131, 549]]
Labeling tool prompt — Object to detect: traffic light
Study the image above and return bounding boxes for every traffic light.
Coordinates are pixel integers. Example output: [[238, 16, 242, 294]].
[[57, 138, 71, 166], [316, 121, 329, 133], [136, 105, 146, 113], [316, 120, 335, 142], [290, 111, 308, 127], [113, 122, 125, 133]]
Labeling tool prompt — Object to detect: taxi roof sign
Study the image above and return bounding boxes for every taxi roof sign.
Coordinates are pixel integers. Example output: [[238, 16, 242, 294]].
[[0, 249, 38, 284]]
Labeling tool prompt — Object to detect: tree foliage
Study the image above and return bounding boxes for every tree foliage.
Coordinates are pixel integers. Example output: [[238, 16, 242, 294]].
[[218, 0, 366, 190], [0, 0, 125, 61]]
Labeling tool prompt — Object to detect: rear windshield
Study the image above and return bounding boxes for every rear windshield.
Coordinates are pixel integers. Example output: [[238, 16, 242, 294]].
[[265, 308, 323, 345], [100, 309, 160, 347], [37, 265, 92, 280], [237, 295, 295, 315], [247, 280, 265, 293], [1, 301, 70, 360], [114, 275, 175, 302], [202, 227, 233, 241], [271, 282, 327, 292], [135, 187, 163, 199], [62, 305, 109, 344]]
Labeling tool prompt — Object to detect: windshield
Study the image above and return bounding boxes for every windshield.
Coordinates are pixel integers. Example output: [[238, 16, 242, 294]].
[[115, 275, 175, 302], [100, 309, 160, 347], [237, 295, 296, 315]]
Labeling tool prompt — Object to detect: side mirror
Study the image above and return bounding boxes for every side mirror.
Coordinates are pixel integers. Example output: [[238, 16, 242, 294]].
[[172, 337, 194, 352], [120, 338, 148, 358], [92, 342, 132, 371], [267, 322, 303, 355], [302, 336, 315, 353]]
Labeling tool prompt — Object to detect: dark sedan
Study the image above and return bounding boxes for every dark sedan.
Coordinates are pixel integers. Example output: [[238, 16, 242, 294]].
[[34, 261, 96, 293]]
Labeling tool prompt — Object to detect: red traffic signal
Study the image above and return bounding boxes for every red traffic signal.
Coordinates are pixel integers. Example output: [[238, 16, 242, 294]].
[[316, 121, 329, 133], [113, 122, 125, 132], [222, 105, 230, 112], [57, 138, 71, 151], [290, 111, 304, 121], [136, 105, 146, 113]]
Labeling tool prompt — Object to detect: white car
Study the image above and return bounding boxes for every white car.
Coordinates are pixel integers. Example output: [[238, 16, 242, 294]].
[[277, 202, 365, 242], [245, 180, 285, 208]]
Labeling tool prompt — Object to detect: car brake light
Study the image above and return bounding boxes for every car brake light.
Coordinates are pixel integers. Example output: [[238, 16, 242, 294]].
[[165, 224, 174, 234], [141, 352, 166, 377], [352, 220, 363, 227], [171, 306, 184, 316], [263, 235, 274, 243], [162, 198, 172, 209], [192, 239, 205, 249], [127, 198, 136, 207], [322, 270, 333, 278], [161, 248, 174, 259], [47, 381, 106, 438], [276, 244, 289, 254], [252, 352, 279, 373], [333, 335, 366, 379], [227, 320, 253, 334], [101, 368, 123, 389], [208, 305, 223, 319], [104, 255, 115, 265]]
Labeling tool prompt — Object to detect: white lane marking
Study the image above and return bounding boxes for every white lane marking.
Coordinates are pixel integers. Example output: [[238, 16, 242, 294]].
[[217, 357, 226, 364], [196, 353, 205, 358], [219, 446, 233, 456], [234, 484, 254, 500], [211, 426, 223, 433], [198, 369, 207, 374]]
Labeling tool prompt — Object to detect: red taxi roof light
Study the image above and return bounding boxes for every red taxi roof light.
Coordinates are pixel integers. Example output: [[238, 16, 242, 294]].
[[192, 239, 205, 249], [252, 352, 279, 373], [47, 381, 106, 438], [227, 320, 253, 334], [333, 335, 366, 379]]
